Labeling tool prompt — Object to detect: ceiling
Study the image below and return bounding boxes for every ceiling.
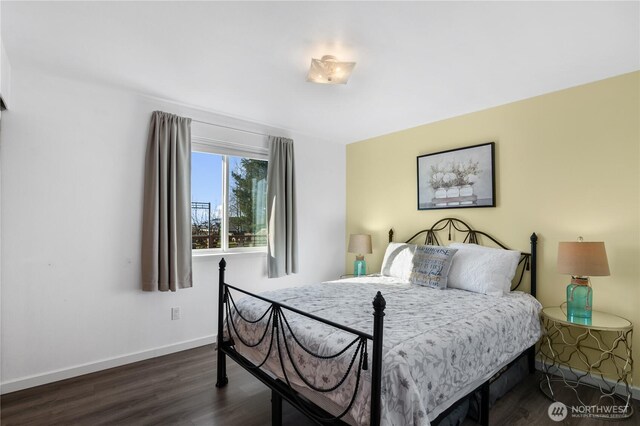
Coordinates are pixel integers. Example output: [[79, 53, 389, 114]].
[[2, 1, 638, 144]]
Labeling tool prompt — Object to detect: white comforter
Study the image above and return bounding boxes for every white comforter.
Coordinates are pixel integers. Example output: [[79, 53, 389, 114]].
[[224, 276, 541, 425]]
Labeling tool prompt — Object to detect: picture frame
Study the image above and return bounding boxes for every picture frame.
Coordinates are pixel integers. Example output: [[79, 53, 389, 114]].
[[417, 142, 495, 210]]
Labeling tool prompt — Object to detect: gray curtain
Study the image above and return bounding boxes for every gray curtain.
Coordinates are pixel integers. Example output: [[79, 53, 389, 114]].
[[266, 136, 298, 278], [141, 111, 193, 291]]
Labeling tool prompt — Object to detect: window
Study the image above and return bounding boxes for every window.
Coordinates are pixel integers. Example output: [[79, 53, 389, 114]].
[[191, 148, 268, 252]]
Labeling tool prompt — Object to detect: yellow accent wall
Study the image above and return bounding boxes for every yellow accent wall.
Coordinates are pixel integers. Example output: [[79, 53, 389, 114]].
[[346, 71, 640, 385]]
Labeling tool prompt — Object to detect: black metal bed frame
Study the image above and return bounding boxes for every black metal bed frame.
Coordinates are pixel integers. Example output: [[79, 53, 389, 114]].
[[215, 218, 538, 426]]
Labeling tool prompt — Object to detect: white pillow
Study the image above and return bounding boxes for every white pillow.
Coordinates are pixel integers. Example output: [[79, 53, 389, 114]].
[[447, 242, 521, 296], [381, 243, 416, 281]]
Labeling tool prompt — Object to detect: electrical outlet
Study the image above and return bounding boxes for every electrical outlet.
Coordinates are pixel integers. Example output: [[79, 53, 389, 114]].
[[171, 307, 181, 320]]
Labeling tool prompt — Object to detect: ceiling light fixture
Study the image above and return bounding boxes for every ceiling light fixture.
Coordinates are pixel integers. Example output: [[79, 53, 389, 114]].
[[306, 55, 356, 85]]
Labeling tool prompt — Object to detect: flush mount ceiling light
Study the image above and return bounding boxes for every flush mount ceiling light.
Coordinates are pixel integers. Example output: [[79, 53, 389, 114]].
[[306, 55, 356, 85]]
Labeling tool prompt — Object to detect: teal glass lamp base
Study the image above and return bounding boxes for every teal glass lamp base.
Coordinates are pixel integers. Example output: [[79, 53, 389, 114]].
[[354, 256, 367, 277], [566, 280, 592, 321]]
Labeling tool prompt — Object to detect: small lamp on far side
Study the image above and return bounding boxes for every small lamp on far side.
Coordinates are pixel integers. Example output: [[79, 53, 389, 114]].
[[557, 237, 610, 322], [348, 234, 372, 277]]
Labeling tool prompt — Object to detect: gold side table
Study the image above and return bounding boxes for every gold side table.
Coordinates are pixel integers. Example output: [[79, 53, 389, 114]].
[[538, 306, 634, 419]]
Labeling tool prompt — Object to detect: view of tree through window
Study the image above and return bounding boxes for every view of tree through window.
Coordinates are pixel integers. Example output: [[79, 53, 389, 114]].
[[228, 156, 268, 247], [191, 151, 267, 250]]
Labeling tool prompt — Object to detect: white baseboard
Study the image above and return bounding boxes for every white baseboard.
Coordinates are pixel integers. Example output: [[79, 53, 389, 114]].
[[0, 335, 216, 395], [535, 359, 640, 401]]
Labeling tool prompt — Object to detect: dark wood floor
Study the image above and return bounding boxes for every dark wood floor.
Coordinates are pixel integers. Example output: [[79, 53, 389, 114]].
[[1, 345, 638, 426]]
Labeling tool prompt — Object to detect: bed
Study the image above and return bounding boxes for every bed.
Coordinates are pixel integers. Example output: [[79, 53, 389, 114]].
[[215, 218, 541, 425]]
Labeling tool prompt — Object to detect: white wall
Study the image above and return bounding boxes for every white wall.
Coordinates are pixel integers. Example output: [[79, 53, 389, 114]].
[[0, 65, 346, 393], [0, 30, 5, 399], [0, 31, 11, 110]]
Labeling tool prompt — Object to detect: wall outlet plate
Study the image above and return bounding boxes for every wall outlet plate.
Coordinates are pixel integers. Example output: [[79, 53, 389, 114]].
[[171, 307, 181, 320]]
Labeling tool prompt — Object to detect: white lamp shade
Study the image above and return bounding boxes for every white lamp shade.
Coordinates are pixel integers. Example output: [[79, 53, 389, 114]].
[[348, 234, 372, 254]]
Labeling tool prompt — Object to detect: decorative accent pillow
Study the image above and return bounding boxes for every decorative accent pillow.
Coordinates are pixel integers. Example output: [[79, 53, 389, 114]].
[[409, 245, 458, 289], [447, 243, 521, 296], [381, 243, 416, 281]]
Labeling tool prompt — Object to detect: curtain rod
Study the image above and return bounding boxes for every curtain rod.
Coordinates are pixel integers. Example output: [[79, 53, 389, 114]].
[[190, 118, 269, 138], [192, 135, 268, 156]]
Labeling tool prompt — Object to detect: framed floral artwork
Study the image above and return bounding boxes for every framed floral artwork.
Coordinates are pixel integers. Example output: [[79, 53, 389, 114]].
[[417, 142, 495, 210]]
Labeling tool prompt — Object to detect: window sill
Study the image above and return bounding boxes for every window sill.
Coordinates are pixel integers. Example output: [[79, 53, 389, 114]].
[[192, 249, 267, 259]]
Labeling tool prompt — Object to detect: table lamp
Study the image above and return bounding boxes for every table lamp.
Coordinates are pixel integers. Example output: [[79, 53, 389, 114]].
[[557, 237, 610, 321], [348, 234, 372, 277]]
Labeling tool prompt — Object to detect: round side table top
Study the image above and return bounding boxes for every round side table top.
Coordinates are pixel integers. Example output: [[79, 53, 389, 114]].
[[541, 306, 632, 331]]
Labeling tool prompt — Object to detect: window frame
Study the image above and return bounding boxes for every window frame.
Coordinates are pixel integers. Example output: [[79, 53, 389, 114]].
[[191, 141, 268, 256]]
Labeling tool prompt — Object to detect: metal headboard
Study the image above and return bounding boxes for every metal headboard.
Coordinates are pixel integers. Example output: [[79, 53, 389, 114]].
[[388, 217, 537, 297]]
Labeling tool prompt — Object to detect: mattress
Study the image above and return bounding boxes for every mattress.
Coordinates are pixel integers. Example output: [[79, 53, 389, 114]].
[[224, 275, 542, 426]]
